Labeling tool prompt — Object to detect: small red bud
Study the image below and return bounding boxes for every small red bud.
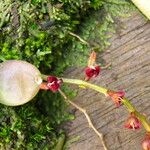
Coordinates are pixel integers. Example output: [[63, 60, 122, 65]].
[[124, 113, 141, 130], [142, 133, 150, 150], [47, 76, 62, 92], [107, 90, 125, 107]]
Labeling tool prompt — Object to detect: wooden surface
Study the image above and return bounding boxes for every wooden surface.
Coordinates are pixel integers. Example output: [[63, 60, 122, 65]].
[[64, 11, 150, 150]]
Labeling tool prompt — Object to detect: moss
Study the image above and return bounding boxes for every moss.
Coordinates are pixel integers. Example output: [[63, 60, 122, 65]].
[[0, 0, 134, 149]]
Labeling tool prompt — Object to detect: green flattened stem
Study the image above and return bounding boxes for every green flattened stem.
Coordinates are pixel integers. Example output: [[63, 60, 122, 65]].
[[41, 74, 150, 132], [62, 78, 107, 95], [41, 75, 107, 94]]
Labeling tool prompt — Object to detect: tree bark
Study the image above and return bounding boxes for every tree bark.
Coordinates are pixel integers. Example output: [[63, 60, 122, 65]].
[[64, 11, 150, 150]]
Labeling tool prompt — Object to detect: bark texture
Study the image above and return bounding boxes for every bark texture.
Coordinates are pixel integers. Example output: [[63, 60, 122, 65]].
[[65, 11, 150, 150]]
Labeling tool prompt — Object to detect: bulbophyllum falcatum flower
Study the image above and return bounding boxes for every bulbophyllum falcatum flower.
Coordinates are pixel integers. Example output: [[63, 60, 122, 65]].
[[85, 51, 101, 80], [107, 90, 125, 107], [46, 76, 62, 92], [124, 112, 141, 130], [142, 133, 150, 150]]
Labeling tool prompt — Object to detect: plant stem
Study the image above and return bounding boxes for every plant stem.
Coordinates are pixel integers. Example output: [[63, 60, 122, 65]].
[[58, 89, 108, 150], [41, 75, 150, 132], [68, 32, 89, 45], [41, 75, 107, 95]]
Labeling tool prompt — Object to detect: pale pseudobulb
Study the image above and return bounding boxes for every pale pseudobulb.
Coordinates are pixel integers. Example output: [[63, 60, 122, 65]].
[[0, 60, 42, 106]]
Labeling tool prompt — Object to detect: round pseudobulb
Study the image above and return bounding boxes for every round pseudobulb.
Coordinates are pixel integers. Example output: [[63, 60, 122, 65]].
[[0, 60, 42, 106]]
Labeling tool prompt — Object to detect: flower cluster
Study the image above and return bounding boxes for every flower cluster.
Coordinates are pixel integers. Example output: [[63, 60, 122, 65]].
[[85, 52, 145, 144], [39, 51, 150, 150], [106, 88, 150, 150]]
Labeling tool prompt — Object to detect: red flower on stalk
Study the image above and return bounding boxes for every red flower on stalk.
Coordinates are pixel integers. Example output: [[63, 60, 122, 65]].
[[142, 133, 150, 150], [124, 113, 141, 130], [107, 90, 125, 107], [85, 66, 100, 79], [85, 51, 101, 80], [46, 76, 62, 92]]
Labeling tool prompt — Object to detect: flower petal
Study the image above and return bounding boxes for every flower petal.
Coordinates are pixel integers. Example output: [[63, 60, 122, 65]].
[[85, 65, 100, 80], [47, 76, 62, 92], [107, 90, 125, 107], [124, 113, 141, 130]]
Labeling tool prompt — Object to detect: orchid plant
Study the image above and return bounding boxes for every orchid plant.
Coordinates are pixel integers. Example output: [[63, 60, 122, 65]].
[[0, 52, 150, 150]]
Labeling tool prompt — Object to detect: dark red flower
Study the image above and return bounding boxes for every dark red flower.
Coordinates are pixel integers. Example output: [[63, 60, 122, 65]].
[[84, 51, 101, 80], [107, 90, 125, 107], [124, 113, 141, 130], [142, 133, 150, 150], [85, 65, 101, 80], [47, 76, 62, 92]]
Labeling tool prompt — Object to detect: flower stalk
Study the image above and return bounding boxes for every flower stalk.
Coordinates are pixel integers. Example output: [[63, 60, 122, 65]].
[[41, 74, 150, 132]]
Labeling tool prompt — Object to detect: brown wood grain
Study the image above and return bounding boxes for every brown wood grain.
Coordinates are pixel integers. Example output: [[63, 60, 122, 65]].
[[64, 11, 150, 150]]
